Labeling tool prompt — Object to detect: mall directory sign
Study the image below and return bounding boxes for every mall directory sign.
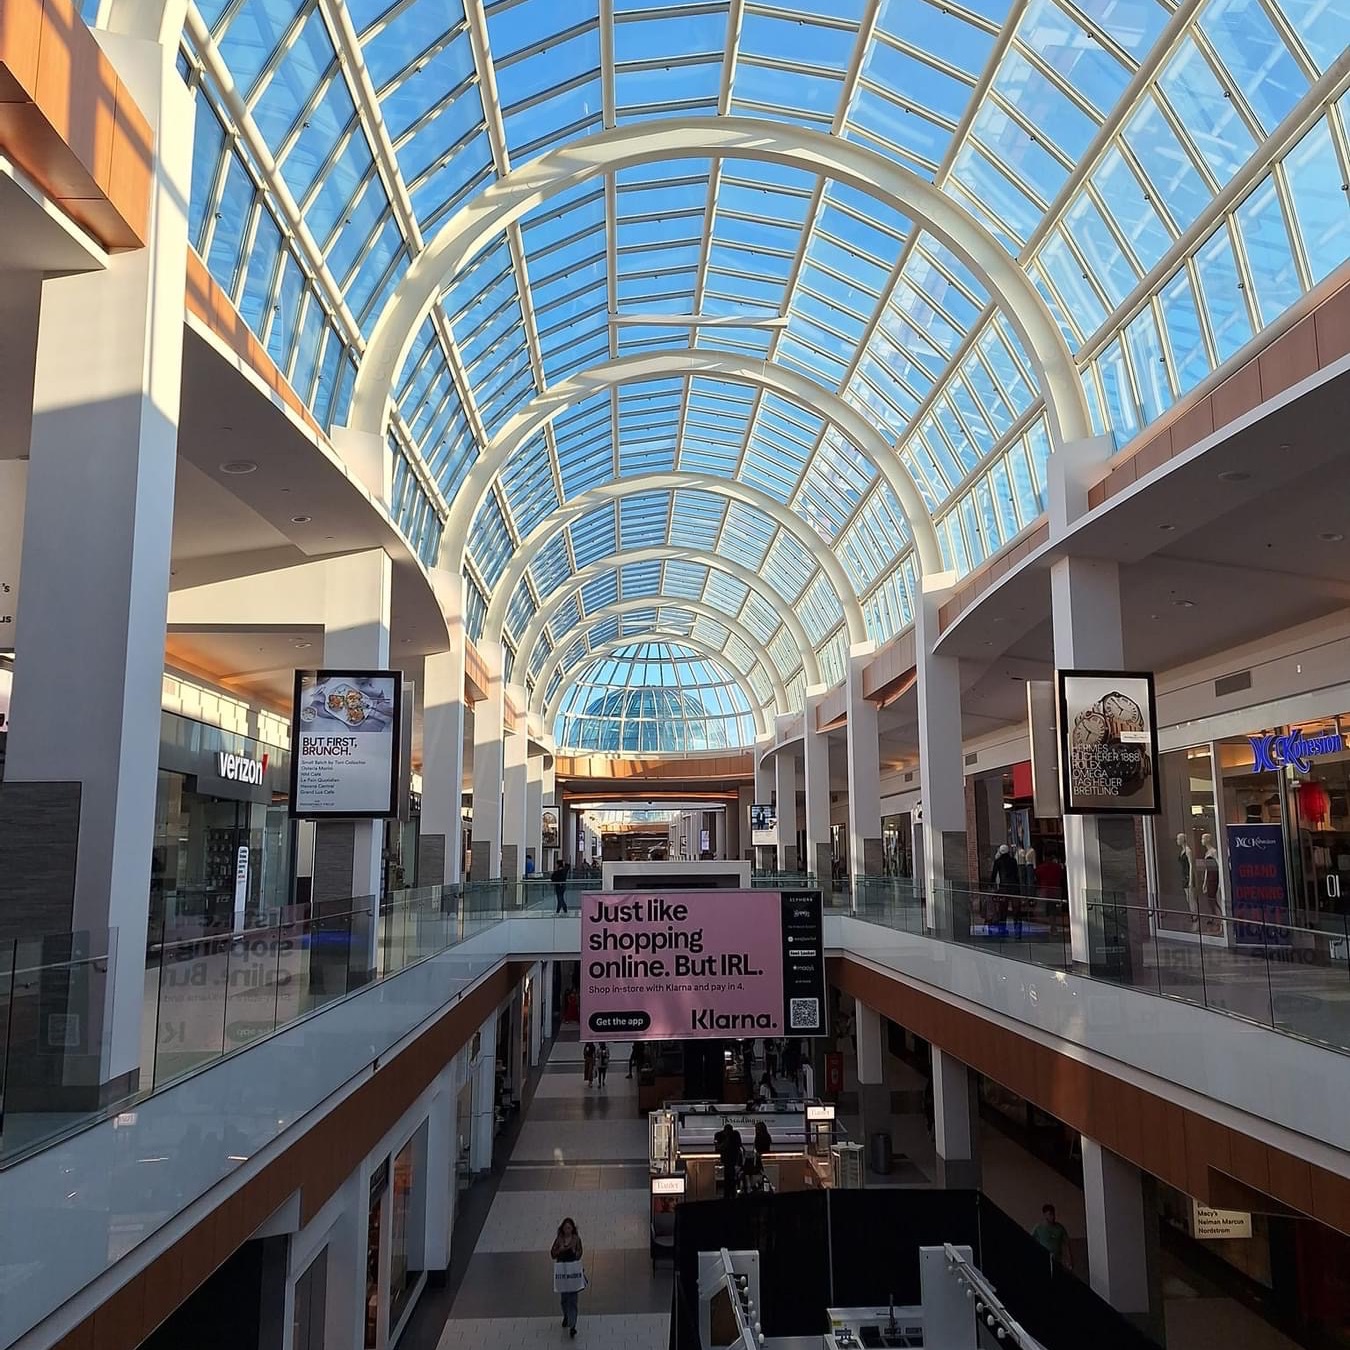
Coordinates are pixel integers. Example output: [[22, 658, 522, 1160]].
[[581, 889, 827, 1042], [289, 669, 402, 818], [1055, 669, 1160, 815]]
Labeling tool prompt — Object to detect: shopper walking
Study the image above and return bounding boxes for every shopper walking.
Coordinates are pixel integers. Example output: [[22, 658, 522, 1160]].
[[757, 1070, 777, 1103], [627, 1042, 643, 1079], [1031, 1204, 1073, 1272], [596, 1043, 610, 1088], [583, 1041, 595, 1087], [715, 1122, 744, 1200], [551, 860, 570, 914], [551, 1217, 586, 1337]]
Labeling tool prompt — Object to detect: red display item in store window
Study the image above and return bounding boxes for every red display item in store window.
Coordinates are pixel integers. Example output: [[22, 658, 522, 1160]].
[[1297, 779, 1331, 829]]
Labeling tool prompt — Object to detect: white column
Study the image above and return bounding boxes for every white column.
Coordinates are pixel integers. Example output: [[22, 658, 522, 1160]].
[[420, 622, 467, 886], [774, 741, 800, 872], [932, 1048, 980, 1188], [525, 753, 544, 874], [754, 737, 774, 869], [846, 645, 883, 888], [470, 644, 505, 880], [3, 32, 192, 1090], [501, 701, 528, 882], [1082, 1137, 1153, 1316], [422, 1064, 456, 1273], [1052, 556, 1125, 964], [469, 1010, 498, 1172], [737, 785, 755, 862], [563, 804, 578, 867], [318, 550, 393, 919], [854, 998, 883, 1085], [916, 571, 967, 924], [529, 961, 544, 1066], [803, 691, 832, 883], [322, 1173, 370, 1350]]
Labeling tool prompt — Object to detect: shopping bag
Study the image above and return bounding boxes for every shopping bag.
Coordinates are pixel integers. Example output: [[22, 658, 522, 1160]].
[[553, 1260, 588, 1293]]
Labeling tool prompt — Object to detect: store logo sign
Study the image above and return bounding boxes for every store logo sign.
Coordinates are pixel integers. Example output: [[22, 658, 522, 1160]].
[[1248, 727, 1344, 774], [216, 751, 268, 785]]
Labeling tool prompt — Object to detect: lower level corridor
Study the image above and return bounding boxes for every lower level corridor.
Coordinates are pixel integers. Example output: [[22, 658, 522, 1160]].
[[429, 1029, 671, 1349]]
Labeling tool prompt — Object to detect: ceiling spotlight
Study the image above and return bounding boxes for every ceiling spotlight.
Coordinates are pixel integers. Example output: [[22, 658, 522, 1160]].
[[1218, 469, 1251, 482], [1158, 523, 1176, 531], [220, 459, 257, 475], [294, 641, 312, 649], [1319, 531, 1344, 542], [1173, 599, 1196, 608], [290, 514, 312, 524]]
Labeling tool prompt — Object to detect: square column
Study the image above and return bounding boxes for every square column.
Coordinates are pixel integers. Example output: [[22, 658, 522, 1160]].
[[501, 689, 528, 881], [469, 1009, 498, 1172], [803, 690, 832, 883], [846, 645, 883, 887], [932, 1048, 980, 1188], [470, 643, 506, 880], [542, 958, 555, 1040], [1082, 1137, 1159, 1327], [529, 961, 544, 1066], [525, 753, 544, 874], [854, 998, 883, 1085], [916, 571, 966, 925], [774, 739, 801, 872], [754, 738, 774, 869], [422, 1063, 456, 1273], [3, 33, 193, 1090], [419, 620, 467, 886], [315, 551, 392, 932]]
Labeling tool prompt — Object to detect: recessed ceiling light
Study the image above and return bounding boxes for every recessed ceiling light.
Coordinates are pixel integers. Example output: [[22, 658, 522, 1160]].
[[290, 514, 312, 524], [1173, 599, 1195, 608], [294, 641, 312, 649], [1218, 470, 1251, 482], [1158, 523, 1176, 531], [220, 459, 256, 475], [1319, 531, 1345, 542]]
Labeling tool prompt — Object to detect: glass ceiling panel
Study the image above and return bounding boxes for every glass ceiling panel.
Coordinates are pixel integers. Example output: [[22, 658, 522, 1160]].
[[186, 0, 1342, 690]]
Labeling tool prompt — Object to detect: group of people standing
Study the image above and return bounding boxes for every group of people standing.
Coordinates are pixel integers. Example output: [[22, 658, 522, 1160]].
[[715, 1117, 775, 1199], [987, 844, 1066, 933]]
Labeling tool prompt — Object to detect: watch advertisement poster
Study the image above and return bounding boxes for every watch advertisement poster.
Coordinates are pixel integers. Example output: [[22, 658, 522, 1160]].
[[1056, 669, 1160, 815], [290, 669, 402, 818]]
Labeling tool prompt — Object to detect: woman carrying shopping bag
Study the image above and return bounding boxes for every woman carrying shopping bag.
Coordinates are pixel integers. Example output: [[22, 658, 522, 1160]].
[[551, 1217, 586, 1337]]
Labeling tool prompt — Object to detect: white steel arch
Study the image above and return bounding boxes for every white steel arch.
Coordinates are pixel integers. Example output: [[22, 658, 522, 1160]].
[[483, 474, 868, 646], [540, 632, 774, 738], [445, 353, 941, 575], [351, 117, 1091, 454], [515, 547, 823, 687]]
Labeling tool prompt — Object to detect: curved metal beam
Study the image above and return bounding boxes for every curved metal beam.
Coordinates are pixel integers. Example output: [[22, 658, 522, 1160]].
[[515, 546, 823, 686], [540, 633, 773, 741], [484, 473, 868, 645], [353, 117, 1090, 455], [442, 353, 940, 576], [531, 598, 787, 719]]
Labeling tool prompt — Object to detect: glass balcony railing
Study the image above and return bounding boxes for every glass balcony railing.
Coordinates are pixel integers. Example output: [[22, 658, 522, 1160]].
[[838, 878, 1350, 1054], [0, 879, 592, 1165]]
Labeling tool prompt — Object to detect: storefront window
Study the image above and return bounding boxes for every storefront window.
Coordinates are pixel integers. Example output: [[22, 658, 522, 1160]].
[[388, 1132, 424, 1336], [1151, 744, 1221, 933], [881, 813, 913, 878], [1280, 715, 1350, 927]]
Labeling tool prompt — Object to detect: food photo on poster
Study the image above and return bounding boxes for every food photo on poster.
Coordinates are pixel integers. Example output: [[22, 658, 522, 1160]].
[[581, 889, 826, 1042], [289, 669, 401, 818], [1057, 669, 1160, 814]]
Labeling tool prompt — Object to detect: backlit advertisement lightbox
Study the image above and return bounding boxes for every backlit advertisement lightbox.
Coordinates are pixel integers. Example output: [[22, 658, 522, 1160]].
[[290, 669, 402, 818], [581, 889, 826, 1041], [750, 803, 778, 846], [1056, 669, 1159, 815]]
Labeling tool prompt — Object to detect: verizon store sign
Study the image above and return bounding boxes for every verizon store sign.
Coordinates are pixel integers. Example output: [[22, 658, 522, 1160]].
[[216, 751, 268, 786]]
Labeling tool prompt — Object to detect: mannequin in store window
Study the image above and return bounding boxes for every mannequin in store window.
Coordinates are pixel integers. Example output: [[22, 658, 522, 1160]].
[[1176, 833, 1196, 928], [1196, 832, 1222, 932]]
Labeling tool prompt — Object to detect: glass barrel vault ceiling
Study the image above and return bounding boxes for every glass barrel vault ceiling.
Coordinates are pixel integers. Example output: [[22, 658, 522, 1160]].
[[176, 0, 1350, 718], [554, 643, 758, 753]]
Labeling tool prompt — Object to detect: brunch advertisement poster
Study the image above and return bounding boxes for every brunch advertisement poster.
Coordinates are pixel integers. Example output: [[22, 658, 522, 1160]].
[[290, 670, 401, 817]]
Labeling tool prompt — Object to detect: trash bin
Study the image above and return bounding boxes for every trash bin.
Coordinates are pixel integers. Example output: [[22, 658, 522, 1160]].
[[869, 1131, 893, 1175]]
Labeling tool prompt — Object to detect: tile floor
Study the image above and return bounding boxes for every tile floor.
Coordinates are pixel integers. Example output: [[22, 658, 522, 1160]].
[[433, 1032, 671, 1348]]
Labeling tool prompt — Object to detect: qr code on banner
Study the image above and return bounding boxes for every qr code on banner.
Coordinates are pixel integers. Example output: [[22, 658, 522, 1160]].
[[789, 997, 821, 1031]]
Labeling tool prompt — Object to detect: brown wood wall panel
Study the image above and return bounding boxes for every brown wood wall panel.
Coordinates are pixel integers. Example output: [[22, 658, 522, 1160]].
[[831, 956, 1350, 1236], [51, 961, 526, 1350]]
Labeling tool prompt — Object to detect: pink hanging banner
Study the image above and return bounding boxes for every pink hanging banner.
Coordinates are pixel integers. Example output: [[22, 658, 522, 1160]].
[[580, 890, 791, 1041]]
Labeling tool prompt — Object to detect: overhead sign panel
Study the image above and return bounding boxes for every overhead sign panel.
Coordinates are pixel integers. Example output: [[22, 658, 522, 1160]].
[[290, 669, 402, 818], [581, 889, 827, 1042]]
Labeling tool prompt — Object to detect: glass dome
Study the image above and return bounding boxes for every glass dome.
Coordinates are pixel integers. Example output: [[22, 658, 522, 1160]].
[[554, 642, 756, 754]]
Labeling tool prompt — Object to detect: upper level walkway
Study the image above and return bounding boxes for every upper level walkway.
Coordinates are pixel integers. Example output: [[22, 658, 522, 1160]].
[[3, 878, 1348, 1347]]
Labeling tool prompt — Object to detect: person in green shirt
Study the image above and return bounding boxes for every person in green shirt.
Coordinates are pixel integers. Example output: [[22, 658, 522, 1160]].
[[1031, 1203, 1073, 1271]]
